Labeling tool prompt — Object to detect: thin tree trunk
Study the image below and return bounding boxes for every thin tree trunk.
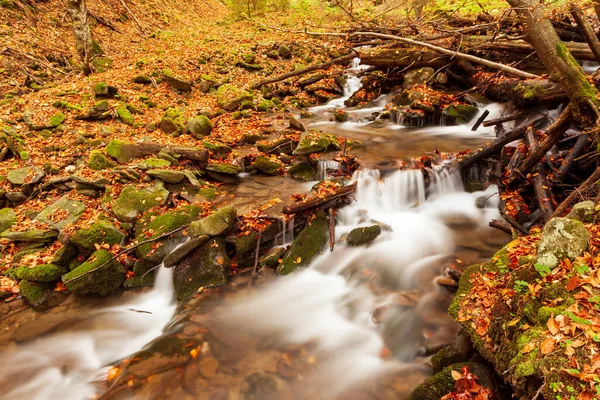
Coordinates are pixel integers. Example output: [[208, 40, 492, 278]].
[[66, 0, 94, 75], [570, 2, 600, 63], [505, 0, 600, 128]]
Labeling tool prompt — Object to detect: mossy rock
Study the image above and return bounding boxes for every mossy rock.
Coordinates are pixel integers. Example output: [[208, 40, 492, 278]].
[[442, 104, 479, 124], [49, 112, 66, 128], [137, 158, 171, 169], [146, 169, 186, 183], [135, 205, 202, 263], [63, 250, 126, 296], [566, 200, 595, 223], [88, 150, 117, 170], [93, 57, 113, 72], [36, 196, 85, 230], [535, 217, 590, 269], [216, 84, 253, 111], [173, 237, 230, 301], [112, 183, 169, 222], [162, 69, 192, 92], [334, 109, 350, 122], [256, 137, 294, 155], [1, 229, 58, 243], [347, 225, 381, 246], [278, 210, 328, 274], [133, 75, 152, 84], [52, 243, 78, 266], [20, 280, 54, 307], [160, 107, 187, 136], [117, 106, 135, 126], [0, 207, 16, 233], [288, 162, 316, 180], [7, 166, 44, 185], [253, 156, 282, 175], [188, 206, 236, 237], [75, 100, 112, 121], [293, 131, 331, 155], [93, 82, 118, 97], [257, 99, 275, 112], [163, 235, 209, 268], [203, 141, 232, 154], [206, 162, 241, 175], [278, 45, 292, 59], [408, 362, 495, 400], [124, 260, 157, 288], [259, 247, 287, 268], [187, 115, 213, 137], [19, 264, 67, 283], [71, 220, 125, 257]]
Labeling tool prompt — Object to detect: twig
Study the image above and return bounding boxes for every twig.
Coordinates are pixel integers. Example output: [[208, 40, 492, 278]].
[[117, 0, 145, 35], [552, 164, 600, 217], [328, 207, 335, 252]]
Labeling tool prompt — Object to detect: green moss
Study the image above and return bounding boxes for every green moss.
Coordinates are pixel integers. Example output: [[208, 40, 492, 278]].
[[20, 280, 53, 307], [63, 250, 126, 296], [71, 220, 125, 256], [111, 183, 169, 222], [0, 207, 16, 233], [88, 150, 117, 170], [253, 156, 282, 175], [49, 112, 65, 128], [117, 106, 134, 126], [187, 115, 213, 137], [203, 141, 232, 154], [19, 264, 67, 283], [257, 99, 275, 112], [278, 210, 329, 275], [347, 225, 381, 246], [556, 42, 600, 104], [449, 263, 490, 319], [160, 107, 187, 136], [206, 162, 241, 175]]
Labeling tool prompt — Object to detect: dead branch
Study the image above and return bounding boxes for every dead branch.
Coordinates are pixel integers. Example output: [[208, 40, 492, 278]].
[[552, 164, 600, 217], [283, 183, 357, 215], [525, 127, 555, 222]]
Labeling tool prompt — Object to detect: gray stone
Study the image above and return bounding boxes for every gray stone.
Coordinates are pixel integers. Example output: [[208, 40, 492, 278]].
[[36, 196, 85, 230], [535, 217, 590, 269], [0, 208, 16, 233], [187, 115, 213, 137], [146, 169, 186, 183], [188, 206, 236, 237], [1, 229, 58, 242], [112, 183, 169, 222], [163, 236, 209, 268], [7, 166, 44, 186], [566, 201, 595, 223]]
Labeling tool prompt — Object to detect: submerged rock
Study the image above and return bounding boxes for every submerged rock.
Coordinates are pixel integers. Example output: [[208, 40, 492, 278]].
[[278, 210, 328, 274], [70, 220, 125, 257], [112, 183, 169, 222], [253, 156, 282, 175], [535, 217, 590, 269], [188, 206, 236, 237], [63, 250, 126, 296], [347, 225, 381, 246], [173, 237, 230, 301]]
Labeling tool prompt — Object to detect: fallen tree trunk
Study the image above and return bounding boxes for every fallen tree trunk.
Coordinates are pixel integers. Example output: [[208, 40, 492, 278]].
[[283, 183, 356, 214], [570, 2, 600, 63], [558, 133, 590, 180]]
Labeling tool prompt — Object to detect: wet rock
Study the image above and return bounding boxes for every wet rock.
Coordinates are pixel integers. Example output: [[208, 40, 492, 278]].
[[112, 183, 169, 223], [431, 332, 473, 373], [71, 220, 125, 257], [173, 237, 230, 301], [163, 235, 209, 268], [203, 140, 232, 154], [93, 82, 118, 98], [403, 67, 435, 89], [117, 106, 135, 126], [278, 210, 328, 274], [288, 161, 316, 181], [0, 208, 16, 233], [278, 45, 292, 59], [241, 372, 285, 400], [63, 249, 126, 296], [254, 156, 282, 175], [256, 137, 294, 155], [123, 260, 156, 287], [535, 217, 590, 269], [206, 162, 241, 176], [146, 169, 186, 183], [244, 133, 267, 144], [408, 362, 496, 400], [259, 247, 287, 268], [288, 116, 306, 132], [187, 115, 213, 137], [347, 225, 381, 246], [135, 205, 202, 263], [20, 280, 54, 307], [188, 206, 236, 237], [36, 196, 85, 230], [88, 150, 117, 170], [75, 100, 112, 121], [160, 107, 187, 136], [217, 84, 253, 111], [292, 131, 330, 155], [442, 104, 479, 124], [162, 69, 192, 92], [334, 109, 350, 122], [19, 264, 67, 283], [7, 166, 44, 186], [51, 243, 78, 266], [566, 200, 595, 223]]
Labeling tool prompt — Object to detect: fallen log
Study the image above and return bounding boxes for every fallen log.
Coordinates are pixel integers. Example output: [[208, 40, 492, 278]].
[[558, 133, 590, 180], [570, 3, 600, 63], [350, 32, 539, 79], [552, 164, 600, 217], [283, 183, 357, 215], [525, 127, 555, 222], [482, 111, 527, 127], [475, 40, 597, 62], [252, 53, 356, 88], [489, 219, 512, 234], [356, 47, 450, 69]]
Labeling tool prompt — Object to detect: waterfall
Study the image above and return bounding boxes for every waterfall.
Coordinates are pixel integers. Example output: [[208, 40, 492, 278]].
[[317, 160, 340, 181]]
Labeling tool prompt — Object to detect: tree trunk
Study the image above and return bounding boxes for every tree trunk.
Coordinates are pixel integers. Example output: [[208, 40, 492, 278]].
[[66, 0, 94, 75], [570, 2, 600, 63], [505, 0, 600, 128]]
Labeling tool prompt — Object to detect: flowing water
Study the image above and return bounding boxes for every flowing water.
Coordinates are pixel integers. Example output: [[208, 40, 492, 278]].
[[0, 58, 511, 399]]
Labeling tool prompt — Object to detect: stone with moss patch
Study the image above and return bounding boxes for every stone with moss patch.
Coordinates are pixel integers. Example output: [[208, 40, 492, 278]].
[[36, 196, 85, 230], [442, 104, 479, 123], [88, 150, 117, 170], [293, 131, 331, 155], [206, 162, 241, 175], [278, 210, 328, 274], [146, 169, 186, 183], [62, 250, 126, 296], [408, 363, 495, 400], [71, 220, 125, 257], [187, 115, 213, 137], [112, 183, 169, 222], [1, 229, 58, 243], [162, 69, 192, 92], [566, 200, 595, 223], [253, 156, 282, 175], [160, 108, 187, 136], [0, 208, 16, 233], [278, 45, 292, 59], [117, 106, 135, 126], [535, 217, 590, 269], [7, 166, 44, 185], [203, 141, 232, 154], [216, 84, 253, 111], [123, 260, 157, 288], [19, 264, 67, 283], [173, 237, 230, 301], [137, 158, 171, 169], [347, 225, 381, 246], [257, 99, 275, 112], [20, 280, 54, 307], [189, 206, 236, 238]]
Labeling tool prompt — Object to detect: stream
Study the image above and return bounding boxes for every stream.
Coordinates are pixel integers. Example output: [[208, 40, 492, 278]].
[[0, 59, 511, 399]]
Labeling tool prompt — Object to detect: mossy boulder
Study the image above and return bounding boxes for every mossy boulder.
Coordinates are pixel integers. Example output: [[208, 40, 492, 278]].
[[206, 162, 241, 175], [88, 150, 117, 170], [123, 260, 157, 288], [442, 104, 479, 124], [135, 205, 202, 263], [173, 237, 230, 301], [188, 206, 236, 238], [566, 200, 595, 223], [146, 169, 186, 183], [93, 82, 118, 97], [117, 106, 135, 126], [7, 166, 44, 185], [257, 99, 275, 112], [203, 141, 232, 154], [535, 217, 590, 269], [112, 183, 169, 222], [75, 100, 112, 121], [259, 247, 287, 268], [216, 84, 253, 111], [408, 363, 495, 400], [278, 45, 292, 59], [19, 264, 67, 283], [160, 107, 187, 136], [0, 208, 16, 233], [162, 69, 192, 92], [278, 210, 328, 274], [293, 131, 331, 155], [20, 280, 54, 307], [334, 109, 350, 122], [187, 115, 213, 137], [71, 220, 125, 257], [254, 156, 282, 175], [163, 235, 209, 268], [36, 196, 85, 230], [137, 158, 171, 169], [347, 225, 381, 246], [288, 162, 316, 181], [62, 250, 126, 296], [1, 229, 58, 243], [49, 112, 66, 128], [52, 243, 78, 266]]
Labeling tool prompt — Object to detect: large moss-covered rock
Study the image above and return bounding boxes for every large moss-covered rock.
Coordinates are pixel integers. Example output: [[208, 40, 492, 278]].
[[63, 250, 126, 296], [293, 131, 331, 155], [278, 210, 328, 274], [278, 45, 292, 59], [135, 205, 202, 263], [188, 206, 236, 238], [71, 220, 125, 256], [117, 106, 135, 126], [408, 363, 495, 400], [0, 208, 16, 233], [88, 150, 117, 170], [173, 237, 230, 301], [187, 115, 213, 137], [36, 196, 85, 230], [535, 217, 590, 269], [347, 225, 381, 246], [442, 104, 479, 124], [112, 183, 169, 222], [160, 107, 187, 136], [163, 236, 209, 268], [163, 69, 192, 92], [20, 280, 54, 307], [254, 156, 282, 175], [19, 264, 67, 283], [1, 228, 58, 242], [206, 162, 241, 175], [146, 169, 186, 183], [93, 82, 118, 97], [288, 162, 316, 181], [7, 166, 44, 185], [216, 84, 253, 111], [566, 200, 596, 223], [52, 243, 78, 266]]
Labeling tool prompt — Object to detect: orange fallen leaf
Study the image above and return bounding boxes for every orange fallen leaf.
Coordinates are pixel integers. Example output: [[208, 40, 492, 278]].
[[540, 337, 555, 355], [548, 317, 559, 335]]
